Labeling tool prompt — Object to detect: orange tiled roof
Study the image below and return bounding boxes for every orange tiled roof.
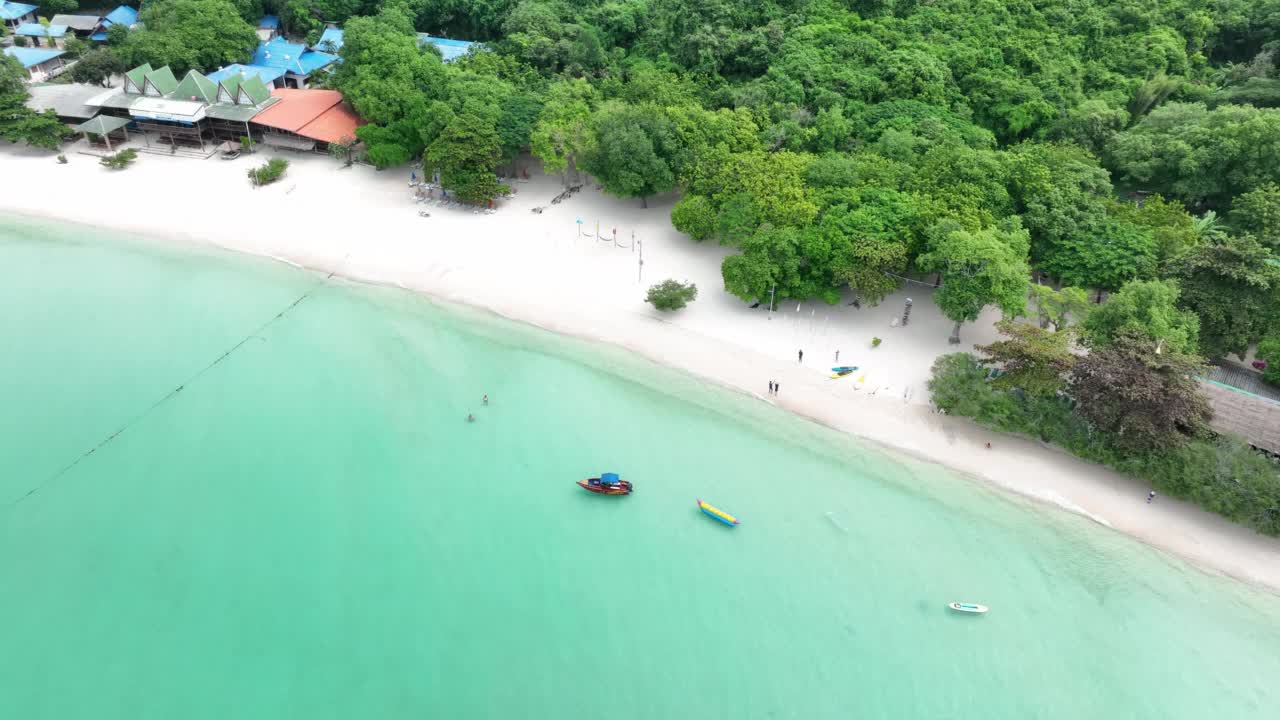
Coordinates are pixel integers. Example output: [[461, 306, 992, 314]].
[[251, 88, 362, 143]]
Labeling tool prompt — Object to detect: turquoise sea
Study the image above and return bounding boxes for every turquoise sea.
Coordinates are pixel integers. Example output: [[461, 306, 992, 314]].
[[2, 217, 1279, 719]]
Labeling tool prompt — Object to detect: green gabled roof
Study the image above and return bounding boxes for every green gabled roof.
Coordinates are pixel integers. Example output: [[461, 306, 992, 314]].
[[123, 63, 152, 94], [239, 74, 271, 105], [216, 74, 242, 103], [143, 66, 178, 96], [172, 70, 217, 104], [74, 114, 131, 135]]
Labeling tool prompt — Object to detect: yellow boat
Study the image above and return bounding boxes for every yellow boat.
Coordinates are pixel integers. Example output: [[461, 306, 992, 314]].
[[697, 499, 739, 526]]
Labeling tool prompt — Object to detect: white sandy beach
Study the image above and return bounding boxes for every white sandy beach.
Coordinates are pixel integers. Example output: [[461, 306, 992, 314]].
[[3, 140, 1279, 592]]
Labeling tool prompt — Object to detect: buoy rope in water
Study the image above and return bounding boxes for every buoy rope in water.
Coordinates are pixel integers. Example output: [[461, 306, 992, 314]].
[[7, 268, 340, 509]]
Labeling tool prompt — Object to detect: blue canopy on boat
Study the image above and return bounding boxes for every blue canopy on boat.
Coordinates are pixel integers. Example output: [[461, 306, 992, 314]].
[[601, 472, 619, 484]]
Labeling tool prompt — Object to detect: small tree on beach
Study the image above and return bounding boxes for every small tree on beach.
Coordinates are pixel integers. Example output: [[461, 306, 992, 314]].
[[646, 279, 698, 311], [99, 148, 139, 170], [580, 101, 677, 208], [247, 157, 289, 186], [327, 135, 358, 167], [427, 111, 509, 205], [927, 353, 997, 417], [917, 219, 1031, 344], [975, 321, 1076, 397]]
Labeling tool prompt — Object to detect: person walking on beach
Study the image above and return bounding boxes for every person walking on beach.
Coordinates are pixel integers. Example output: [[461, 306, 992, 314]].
[[1147, 490, 1156, 504], [774, 382, 780, 396], [798, 349, 804, 363], [768, 381, 774, 395], [835, 350, 840, 363]]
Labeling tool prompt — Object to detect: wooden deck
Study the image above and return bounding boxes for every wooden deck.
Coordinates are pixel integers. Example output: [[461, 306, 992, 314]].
[[1201, 380, 1280, 454]]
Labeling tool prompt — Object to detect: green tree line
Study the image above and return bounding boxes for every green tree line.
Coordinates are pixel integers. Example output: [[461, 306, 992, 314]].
[[10, 0, 1280, 366]]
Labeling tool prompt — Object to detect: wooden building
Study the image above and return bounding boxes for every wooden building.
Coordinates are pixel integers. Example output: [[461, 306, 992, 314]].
[[249, 89, 362, 153]]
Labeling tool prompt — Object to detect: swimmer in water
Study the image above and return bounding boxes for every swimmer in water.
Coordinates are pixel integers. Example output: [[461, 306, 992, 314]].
[[482, 394, 489, 405], [467, 413, 475, 423]]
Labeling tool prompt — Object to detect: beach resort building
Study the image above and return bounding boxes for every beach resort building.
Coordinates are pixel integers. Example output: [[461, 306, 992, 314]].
[[24, 82, 103, 123], [305, 27, 476, 63], [256, 14, 280, 42], [249, 88, 362, 152], [23, 81, 137, 152], [3, 46, 68, 82], [90, 5, 139, 42], [206, 37, 339, 90], [49, 13, 103, 39], [83, 63, 283, 154], [0, 1, 36, 31], [417, 34, 476, 62], [14, 22, 68, 48], [247, 36, 337, 89]]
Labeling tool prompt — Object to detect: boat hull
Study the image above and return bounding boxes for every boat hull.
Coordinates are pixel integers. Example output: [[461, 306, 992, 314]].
[[697, 499, 739, 526], [578, 479, 632, 495], [948, 602, 989, 614]]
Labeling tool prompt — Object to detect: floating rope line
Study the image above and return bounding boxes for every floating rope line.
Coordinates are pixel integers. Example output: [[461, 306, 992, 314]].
[[7, 267, 340, 509]]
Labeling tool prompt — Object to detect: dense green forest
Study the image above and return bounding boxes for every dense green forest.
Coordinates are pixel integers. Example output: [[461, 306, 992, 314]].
[[304, 0, 1280, 351], [29, 1, 1280, 355], [10, 0, 1280, 364]]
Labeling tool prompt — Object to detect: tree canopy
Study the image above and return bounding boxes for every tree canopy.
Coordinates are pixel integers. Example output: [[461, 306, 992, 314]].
[[0, 56, 70, 150], [1175, 236, 1280, 358], [917, 219, 1031, 342], [1071, 329, 1212, 450], [1081, 280, 1201, 355], [322, 0, 1280, 358], [120, 0, 260, 75]]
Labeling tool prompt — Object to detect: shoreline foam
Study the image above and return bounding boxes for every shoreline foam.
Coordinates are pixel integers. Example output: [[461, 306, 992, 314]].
[[3, 145, 1279, 593]]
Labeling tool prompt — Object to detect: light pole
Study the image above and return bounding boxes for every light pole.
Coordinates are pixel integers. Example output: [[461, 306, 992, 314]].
[[768, 285, 776, 320]]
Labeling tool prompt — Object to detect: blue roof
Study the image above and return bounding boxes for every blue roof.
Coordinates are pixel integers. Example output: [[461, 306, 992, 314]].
[[103, 5, 137, 26], [90, 31, 108, 41], [296, 50, 337, 74], [258, 14, 279, 29], [3, 46, 66, 69], [315, 26, 343, 52], [417, 34, 476, 62], [207, 63, 286, 85], [15, 22, 68, 37], [251, 37, 336, 75], [0, 1, 37, 21], [102, 5, 138, 27]]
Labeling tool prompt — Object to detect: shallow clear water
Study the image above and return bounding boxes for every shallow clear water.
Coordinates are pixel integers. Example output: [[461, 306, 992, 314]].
[[2, 217, 1279, 719]]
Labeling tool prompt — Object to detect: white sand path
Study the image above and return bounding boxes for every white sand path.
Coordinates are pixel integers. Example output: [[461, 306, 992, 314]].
[[3, 141, 1278, 592]]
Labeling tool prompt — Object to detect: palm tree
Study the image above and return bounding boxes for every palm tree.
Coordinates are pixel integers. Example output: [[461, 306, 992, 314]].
[[1193, 210, 1227, 242], [37, 16, 54, 48]]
